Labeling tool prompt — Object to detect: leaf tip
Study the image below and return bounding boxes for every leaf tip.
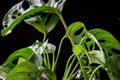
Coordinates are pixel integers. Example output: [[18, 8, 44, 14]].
[[1, 29, 12, 36]]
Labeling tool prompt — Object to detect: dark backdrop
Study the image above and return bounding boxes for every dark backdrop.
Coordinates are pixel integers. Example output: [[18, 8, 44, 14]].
[[0, 0, 120, 79]]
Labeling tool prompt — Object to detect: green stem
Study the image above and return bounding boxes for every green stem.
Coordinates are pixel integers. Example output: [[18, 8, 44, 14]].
[[77, 56, 88, 80], [68, 62, 79, 80], [62, 55, 76, 80], [58, 13, 74, 46], [43, 34, 46, 42], [64, 54, 75, 73], [43, 54, 47, 67], [36, 66, 44, 80], [47, 53, 51, 69], [53, 35, 66, 72], [89, 65, 103, 80], [52, 52, 55, 71]]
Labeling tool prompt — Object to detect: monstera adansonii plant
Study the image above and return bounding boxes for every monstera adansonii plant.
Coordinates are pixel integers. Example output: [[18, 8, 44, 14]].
[[0, 0, 120, 80]]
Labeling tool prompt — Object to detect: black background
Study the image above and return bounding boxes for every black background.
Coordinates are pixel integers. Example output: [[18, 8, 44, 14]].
[[0, 0, 120, 79]]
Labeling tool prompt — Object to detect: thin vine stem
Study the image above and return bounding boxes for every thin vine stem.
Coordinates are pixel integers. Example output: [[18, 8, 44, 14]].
[[64, 54, 75, 73], [68, 62, 79, 80], [47, 53, 51, 69], [62, 55, 77, 80], [53, 35, 66, 72], [58, 12, 88, 80], [52, 52, 55, 71], [89, 65, 103, 80], [58, 13, 74, 46]]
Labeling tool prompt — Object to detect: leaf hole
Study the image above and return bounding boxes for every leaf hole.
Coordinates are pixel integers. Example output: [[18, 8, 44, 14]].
[[89, 43, 99, 50], [111, 48, 120, 54], [0, 78, 3, 80], [4, 24, 8, 28], [74, 27, 84, 35], [44, 0, 49, 3], [86, 38, 91, 42], [55, 0, 59, 1], [11, 16, 16, 19], [99, 40, 105, 43], [45, 13, 53, 24], [94, 43, 99, 50], [107, 52, 112, 57], [100, 69, 110, 80], [22, 0, 30, 10], [12, 58, 19, 65], [84, 43, 89, 51], [89, 44, 94, 51], [90, 63, 99, 66]]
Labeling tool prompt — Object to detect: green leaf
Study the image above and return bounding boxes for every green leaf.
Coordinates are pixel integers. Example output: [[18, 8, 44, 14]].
[[1, 0, 66, 36], [67, 22, 87, 44], [106, 56, 120, 80], [6, 61, 38, 80], [0, 66, 10, 80], [3, 48, 34, 69], [88, 50, 105, 65], [89, 28, 120, 56], [80, 32, 106, 65], [1, 6, 60, 36], [24, 15, 48, 35], [38, 68, 57, 80]]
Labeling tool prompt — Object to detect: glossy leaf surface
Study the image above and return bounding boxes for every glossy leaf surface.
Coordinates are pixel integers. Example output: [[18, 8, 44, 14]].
[[6, 61, 38, 80], [1, 6, 59, 36], [1, 0, 66, 36], [67, 21, 87, 44], [3, 48, 34, 69], [38, 68, 57, 80], [106, 56, 120, 80], [89, 28, 120, 56]]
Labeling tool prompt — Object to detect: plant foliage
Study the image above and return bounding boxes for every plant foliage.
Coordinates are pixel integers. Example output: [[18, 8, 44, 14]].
[[0, 0, 120, 80]]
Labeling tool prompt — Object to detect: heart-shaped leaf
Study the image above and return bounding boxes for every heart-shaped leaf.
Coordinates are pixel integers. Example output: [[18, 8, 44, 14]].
[[67, 22, 87, 44], [89, 28, 120, 56], [106, 56, 120, 80], [6, 61, 38, 80], [3, 48, 34, 69], [89, 29, 120, 49], [1, 6, 60, 36], [1, 0, 66, 36], [38, 67, 57, 80]]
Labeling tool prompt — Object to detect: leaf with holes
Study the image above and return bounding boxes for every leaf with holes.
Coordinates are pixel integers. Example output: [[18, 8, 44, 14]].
[[83, 32, 106, 65], [106, 56, 120, 80], [3, 48, 34, 69], [90, 29, 120, 57], [67, 21, 87, 44], [6, 61, 38, 80], [1, 0, 66, 36], [89, 28, 120, 56], [1, 6, 59, 36]]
